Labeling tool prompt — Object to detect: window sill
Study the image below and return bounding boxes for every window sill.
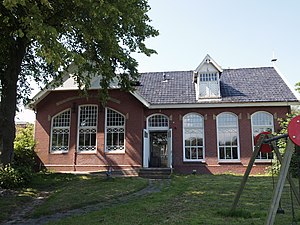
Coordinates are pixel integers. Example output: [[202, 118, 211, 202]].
[[218, 160, 241, 164], [183, 160, 206, 163], [50, 151, 68, 154], [105, 151, 126, 155], [255, 160, 272, 163], [77, 151, 97, 154]]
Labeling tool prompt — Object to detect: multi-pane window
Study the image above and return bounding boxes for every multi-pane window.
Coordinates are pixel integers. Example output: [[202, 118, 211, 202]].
[[217, 113, 239, 161], [51, 109, 71, 152], [78, 105, 98, 152], [105, 108, 125, 152], [251, 111, 274, 160], [198, 72, 220, 98], [148, 114, 169, 129], [183, 113, 205, 161]]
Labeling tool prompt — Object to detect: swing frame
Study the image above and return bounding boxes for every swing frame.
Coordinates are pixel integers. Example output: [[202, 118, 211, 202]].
[[231, 132, 300, 225]]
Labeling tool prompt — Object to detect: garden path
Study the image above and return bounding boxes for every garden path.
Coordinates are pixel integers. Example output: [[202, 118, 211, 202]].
[[2, 179, 170, 225]]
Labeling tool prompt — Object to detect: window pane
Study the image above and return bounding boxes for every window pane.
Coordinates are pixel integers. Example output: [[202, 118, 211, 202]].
[[78, 105, 97, 151], [183, 114, 204, 160], [106, 108, 125, 151], [217, 113, 239, 160], [251, 112, 274, 160], [51, 110, 71, 152]]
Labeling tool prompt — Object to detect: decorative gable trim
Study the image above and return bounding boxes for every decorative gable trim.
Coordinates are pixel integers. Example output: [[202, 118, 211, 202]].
[[195, 54, 223, 73]]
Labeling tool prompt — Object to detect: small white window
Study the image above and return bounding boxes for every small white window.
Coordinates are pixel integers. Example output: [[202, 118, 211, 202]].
[[105, 108, 125, 152], [183, 113, 205, 161], [77, 105, 98, 152], [251, 111, 274, 160], [147, 114, 169, 130], [50, 109, 71, 153], [198, 72, 220, 98], [217, 112, 240, 161]]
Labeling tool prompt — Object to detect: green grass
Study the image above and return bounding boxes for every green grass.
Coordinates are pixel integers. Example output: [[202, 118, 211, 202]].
[[48, 174, 300, 225], [0, 172, 147, 222], [1, 173, 300, 225]]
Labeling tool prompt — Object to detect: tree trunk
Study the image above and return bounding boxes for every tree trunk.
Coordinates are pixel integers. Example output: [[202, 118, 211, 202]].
[[0, 38, 27, 166]]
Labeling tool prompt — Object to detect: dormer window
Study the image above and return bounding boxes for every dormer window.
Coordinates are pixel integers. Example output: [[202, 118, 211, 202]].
[[194, 54, 222, 100], [198, 72, 220, 98]]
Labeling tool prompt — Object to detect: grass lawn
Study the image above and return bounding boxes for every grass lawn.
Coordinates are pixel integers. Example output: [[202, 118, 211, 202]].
[[1, 173, 300, 224]]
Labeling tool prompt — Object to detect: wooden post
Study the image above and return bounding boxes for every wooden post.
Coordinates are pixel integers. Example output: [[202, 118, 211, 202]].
[[231, 134, 265, 212], [271, 141, 300, 206], [265, 139, 295, 225]]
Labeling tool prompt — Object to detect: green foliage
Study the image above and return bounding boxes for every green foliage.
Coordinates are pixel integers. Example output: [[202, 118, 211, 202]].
[[1, 0, 159, 103], [273, 113, 300, 176], [0, 124, 36, 189], [13, 124, 36, 170], [296, 82, 300, 93], [0, 164, 26, 189]]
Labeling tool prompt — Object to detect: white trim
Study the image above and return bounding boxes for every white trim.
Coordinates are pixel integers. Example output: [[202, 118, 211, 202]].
[[146, 113, 169, 131], [274, 66, 300, 101], [251, 111, 274, 161], [130, 91, 150, 107], [77, 104, 98, 153], [182, 113, 205, 162], [146, 101, 298, 109], [50, 108, 71, 153], [216, 112, 240, 161], [195, 54, 223, 73], [105, 107, 126, 153]]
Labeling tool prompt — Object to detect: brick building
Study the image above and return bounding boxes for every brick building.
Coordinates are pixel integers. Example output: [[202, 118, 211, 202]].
[[30, 55, 299, 174]]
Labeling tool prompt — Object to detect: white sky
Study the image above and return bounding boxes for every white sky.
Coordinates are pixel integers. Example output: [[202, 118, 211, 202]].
[[15, 0, 300, 123]]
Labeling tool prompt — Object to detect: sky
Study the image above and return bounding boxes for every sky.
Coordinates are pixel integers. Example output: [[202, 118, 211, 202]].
[[16, 0, 300, 123]]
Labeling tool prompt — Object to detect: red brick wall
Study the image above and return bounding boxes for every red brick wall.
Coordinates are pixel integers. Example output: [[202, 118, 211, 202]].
[[35, 90, 291, 174], [35, 90, 144, 172], [144, 106, 289, 175]]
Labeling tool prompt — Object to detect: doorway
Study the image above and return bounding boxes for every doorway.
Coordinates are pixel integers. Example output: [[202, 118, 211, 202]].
[[149, 131, 168, 168]]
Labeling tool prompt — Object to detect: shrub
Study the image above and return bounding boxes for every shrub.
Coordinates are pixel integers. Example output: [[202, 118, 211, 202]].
[[272, 113, 300, 177], [13, 123, 36, 171], [0, 164, 26, 189]]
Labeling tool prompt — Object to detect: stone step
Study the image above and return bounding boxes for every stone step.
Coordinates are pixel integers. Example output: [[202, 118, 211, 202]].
[[138, 168, 172, 179]]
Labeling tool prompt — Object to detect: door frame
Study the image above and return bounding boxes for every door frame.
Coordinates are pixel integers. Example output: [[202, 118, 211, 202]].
[[143, 114, 172, 168]]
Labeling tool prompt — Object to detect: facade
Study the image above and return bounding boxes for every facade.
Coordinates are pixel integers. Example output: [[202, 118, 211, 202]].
[[31, 55, 300, 174]]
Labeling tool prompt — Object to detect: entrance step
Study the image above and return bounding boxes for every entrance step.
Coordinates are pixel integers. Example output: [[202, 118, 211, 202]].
[[138, 168, 172, 179]]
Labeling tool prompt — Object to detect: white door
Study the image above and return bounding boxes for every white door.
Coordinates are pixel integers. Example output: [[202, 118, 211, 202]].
[[167, 129, 172, 168], [143, 129, 150, 168]]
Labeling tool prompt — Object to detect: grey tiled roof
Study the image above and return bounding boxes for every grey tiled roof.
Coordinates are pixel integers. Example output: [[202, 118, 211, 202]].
[[136, 67, 298, 105]]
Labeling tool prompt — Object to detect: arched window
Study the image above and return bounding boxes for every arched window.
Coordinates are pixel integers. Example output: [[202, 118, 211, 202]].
[[217, 112, 239, 161], [77, 105, 98, 152], [251, 111, 274, 160], [105, 108, 125, 152], [183, 113, 205, 161], [50, 109, 71, 153], [147, 114, 169, 130]]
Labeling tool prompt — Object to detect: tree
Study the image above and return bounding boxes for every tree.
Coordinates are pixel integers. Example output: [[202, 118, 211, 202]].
[[0, 0, 158, 165], [296, 82, 300, 93]]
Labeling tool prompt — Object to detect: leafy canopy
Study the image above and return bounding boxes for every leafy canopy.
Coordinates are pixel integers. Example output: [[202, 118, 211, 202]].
[[1, 0, 159, 102]]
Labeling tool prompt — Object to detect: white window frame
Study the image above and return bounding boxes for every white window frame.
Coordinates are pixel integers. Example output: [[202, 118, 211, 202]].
[[183, 113, 205, 162], [147, 114, 169, 131], [50, 109, 71, 154], [251, 111, 274, 161], [105, 108, 126, 153], [217, 112, 240, 162], [77, 105, 98, 153], [198, 72, 220, 98]]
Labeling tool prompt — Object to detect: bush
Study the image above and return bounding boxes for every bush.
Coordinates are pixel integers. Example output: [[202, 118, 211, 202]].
[[13, 123, 36, 171], [273, 113, 300, 177], [0, 124, 36, 189], [0, 164, 26, 189]]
